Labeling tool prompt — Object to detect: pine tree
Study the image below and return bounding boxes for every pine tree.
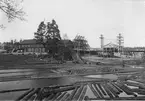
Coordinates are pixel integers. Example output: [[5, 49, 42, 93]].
[[34, 19, 62, 57], [46, 19, 61, 40], [34, 21, 46, 44]]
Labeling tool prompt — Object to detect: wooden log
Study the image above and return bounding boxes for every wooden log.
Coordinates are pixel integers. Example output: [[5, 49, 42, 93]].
[[43, 93, 57, 101], [34, 88, 44, 100], [131, 88, 145, 95], [49, 84, 74, 88], [22, 88, 40, 101], [135, 91, 145, 95], [130, 79, 145, 84], [60, 93, 70, 101], [88, 83, 100, 98], [28, 95, 36, 101], [66, 86, 80, 100], [131, 88, 145, 92], [15, 88, 34, 101], [116, 82, 137, 97], [42, 85, 75, 98], [107, 83, 120, 94], [78, 85, 87, 101], [124, 81, 145, 89], [50, 86, 75, 93], [51, 92, 62, 101], [97, 83, 107, 96], [119, 81, 137, 93], [101, 84, 114, 98], [56, 92, 67, 101], [0, 88, 29, 93], [72, 85, 84, 100], [84, 96, 91, 101], [93, 83, 104, 98], [110, 82, 123, 93], [89, 96, 145, 100], [105, 83, 119, 98]]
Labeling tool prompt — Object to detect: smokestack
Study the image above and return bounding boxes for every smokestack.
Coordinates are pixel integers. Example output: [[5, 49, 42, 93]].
[[100, 34, 104, 48]]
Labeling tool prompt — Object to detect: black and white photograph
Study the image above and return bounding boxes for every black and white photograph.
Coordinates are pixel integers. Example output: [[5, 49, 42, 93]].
[[1, 0, 145, 100]]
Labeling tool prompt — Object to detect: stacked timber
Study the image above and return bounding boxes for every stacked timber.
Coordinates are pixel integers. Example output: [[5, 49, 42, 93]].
[[1, 81, 145, 100]]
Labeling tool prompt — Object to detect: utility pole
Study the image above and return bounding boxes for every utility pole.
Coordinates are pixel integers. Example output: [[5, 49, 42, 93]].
[[100, 34, 104, 58], [117, 33, 124, 66], [117, 33, 124, 54], [100, 34, 104, 49]]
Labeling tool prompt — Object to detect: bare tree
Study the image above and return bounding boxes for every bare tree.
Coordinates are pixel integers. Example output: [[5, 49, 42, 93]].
[[0, 0, 26, 28], [73, 35, 90, 51]]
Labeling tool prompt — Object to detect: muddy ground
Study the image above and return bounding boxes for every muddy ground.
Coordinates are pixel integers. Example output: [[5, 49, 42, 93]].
[[0, 55, 145, 100]]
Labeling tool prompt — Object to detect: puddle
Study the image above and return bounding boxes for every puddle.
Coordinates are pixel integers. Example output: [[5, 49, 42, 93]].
[[131, 66, 144, 69], [84, 74, 118, 80], [0, 69, 34, 73], [0, 77, 74, 91], [0, 91, 26, 100]]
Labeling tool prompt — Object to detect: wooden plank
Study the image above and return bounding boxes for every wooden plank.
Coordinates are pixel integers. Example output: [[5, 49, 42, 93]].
[[15, 88, 34, 101], [88, 83, 100, 98], [97, 83, 107, 96], [93, 83, 104, 98], [78, 85, 87, 101], [101, 84, 114, 98], [72, 85, 84, 100]]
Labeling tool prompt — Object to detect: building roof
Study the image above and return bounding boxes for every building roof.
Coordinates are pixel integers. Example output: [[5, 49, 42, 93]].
[[103, 42, 119, 48], [89, 48, 103, 51], [19, 39, 37, 44], [19, 39, 73, 45]]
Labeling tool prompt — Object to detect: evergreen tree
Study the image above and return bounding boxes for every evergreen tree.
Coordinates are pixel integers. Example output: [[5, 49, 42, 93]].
[[34, 21, 46, 44], [34, 19, 62, 57]]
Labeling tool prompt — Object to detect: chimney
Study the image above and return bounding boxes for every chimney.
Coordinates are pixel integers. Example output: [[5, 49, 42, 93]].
[[100, 34, 104, 48]]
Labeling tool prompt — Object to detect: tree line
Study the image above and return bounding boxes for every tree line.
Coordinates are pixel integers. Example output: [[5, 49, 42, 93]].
[[34, 19, 89, 58]]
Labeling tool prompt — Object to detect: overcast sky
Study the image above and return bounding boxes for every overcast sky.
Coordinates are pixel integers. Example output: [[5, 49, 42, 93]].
[[0, 0, 145, 48]]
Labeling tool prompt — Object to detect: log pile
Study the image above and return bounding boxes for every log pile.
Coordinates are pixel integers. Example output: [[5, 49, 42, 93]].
[[1, 80, 145, 100]]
